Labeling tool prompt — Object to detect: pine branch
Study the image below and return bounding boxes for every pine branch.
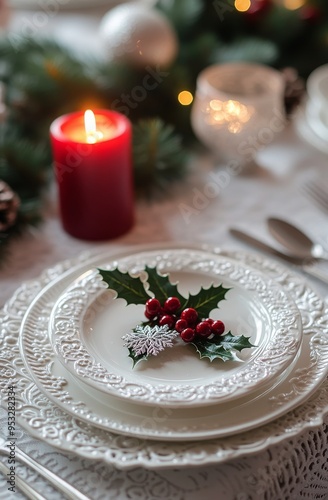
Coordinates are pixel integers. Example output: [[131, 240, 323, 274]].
[[0, 135, 50, 194], [156, 0, 204, 35], [133, 118, 188, 197]]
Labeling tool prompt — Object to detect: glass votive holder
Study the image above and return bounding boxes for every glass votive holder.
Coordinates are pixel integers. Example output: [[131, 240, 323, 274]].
[[191, 63, 286, 169]]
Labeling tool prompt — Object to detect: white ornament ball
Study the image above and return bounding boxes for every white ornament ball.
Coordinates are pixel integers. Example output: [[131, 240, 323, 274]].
[[99, 3, 178, 68]]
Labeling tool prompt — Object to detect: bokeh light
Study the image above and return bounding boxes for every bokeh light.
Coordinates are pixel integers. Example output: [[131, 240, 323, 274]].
[[234, 0, 251, 12], [283, 0, 306, 10], [178, 91, 194, 106]]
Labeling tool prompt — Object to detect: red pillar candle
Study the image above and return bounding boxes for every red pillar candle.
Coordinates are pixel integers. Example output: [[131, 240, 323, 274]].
[[50, 109, 134, 240]]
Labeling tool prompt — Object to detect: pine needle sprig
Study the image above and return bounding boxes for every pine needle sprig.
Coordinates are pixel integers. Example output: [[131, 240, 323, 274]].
[[133, 118, 188, 197]]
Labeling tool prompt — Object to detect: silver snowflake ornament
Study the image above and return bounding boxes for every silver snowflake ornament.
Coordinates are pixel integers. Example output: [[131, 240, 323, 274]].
[[122, 324, 179, 357]]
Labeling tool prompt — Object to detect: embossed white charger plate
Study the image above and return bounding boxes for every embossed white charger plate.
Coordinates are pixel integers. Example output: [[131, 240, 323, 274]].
[[1, 244, 328, 469], [48, 249, 302, 408]]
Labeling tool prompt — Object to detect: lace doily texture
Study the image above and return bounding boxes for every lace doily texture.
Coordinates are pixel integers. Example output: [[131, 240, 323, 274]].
[[0, 409, 328, 499]]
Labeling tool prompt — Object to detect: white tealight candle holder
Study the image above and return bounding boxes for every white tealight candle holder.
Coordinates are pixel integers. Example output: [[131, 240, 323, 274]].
[[191, 63, 286, 169]]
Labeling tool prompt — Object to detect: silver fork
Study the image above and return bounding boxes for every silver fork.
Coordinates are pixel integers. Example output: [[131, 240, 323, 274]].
[[0, 435, 90, 500], [303, 179, 328, 212], [0, 460, 46, 500]]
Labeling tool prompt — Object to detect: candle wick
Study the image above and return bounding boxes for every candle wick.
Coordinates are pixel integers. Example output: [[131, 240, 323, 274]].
[[87, 131, 103, 144]]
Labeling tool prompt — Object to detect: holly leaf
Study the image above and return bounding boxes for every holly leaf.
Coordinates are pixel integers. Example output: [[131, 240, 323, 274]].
[[182, 284, 231, 318], [191, 332, 254, 362], [191, 339, 234, 362], [219, 332, 254, 352], [145, 266, 185, 305], [128, 348, 148, 368], [98, 268, 150, 305]]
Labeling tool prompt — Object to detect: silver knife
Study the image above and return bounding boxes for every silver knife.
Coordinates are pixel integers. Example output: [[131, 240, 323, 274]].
[[230, 228, 328, 285]]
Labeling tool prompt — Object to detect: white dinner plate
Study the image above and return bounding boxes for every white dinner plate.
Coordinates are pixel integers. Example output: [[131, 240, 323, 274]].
[[49, 249, 302, 407], [1, 244, 328, 469]]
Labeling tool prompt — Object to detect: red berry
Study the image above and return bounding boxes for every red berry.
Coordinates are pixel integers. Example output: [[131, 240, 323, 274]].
[[157, 307, 166, 317], [159, 314, 175, 329], [175, 318, 188, 333], [181, 308, 198, 325], [145, 298, 161, 316], [164, 296, 181, 313], [180, 328, 196, 342], [145, 309, 156, 320], [211, 320, 225, 336], [204, 318, 214, 326], [196, 321, 212, 338]]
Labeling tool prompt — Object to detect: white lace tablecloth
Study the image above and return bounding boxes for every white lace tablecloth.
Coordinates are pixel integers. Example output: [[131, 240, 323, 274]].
[[1, 6, 328, 499]]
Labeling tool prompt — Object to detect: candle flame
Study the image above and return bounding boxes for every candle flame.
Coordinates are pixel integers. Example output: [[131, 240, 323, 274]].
[[84, 109, 103, 143]]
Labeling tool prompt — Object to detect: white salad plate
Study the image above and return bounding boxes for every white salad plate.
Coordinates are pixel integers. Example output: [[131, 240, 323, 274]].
[[49, 249, 302, 408], [0, 244, 328, 469]]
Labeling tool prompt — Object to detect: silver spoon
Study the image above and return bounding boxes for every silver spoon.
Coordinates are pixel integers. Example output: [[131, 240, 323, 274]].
[[230, 228, 328, 285], [267, 217, 328, 261]]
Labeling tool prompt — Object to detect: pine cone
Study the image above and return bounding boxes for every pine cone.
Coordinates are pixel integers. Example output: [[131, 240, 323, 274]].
[[282, 67, 305, 116], [0, 180, 20, 232]]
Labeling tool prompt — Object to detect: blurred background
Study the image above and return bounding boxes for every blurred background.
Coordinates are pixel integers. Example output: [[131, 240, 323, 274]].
[[0, 0, 328, 259]]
